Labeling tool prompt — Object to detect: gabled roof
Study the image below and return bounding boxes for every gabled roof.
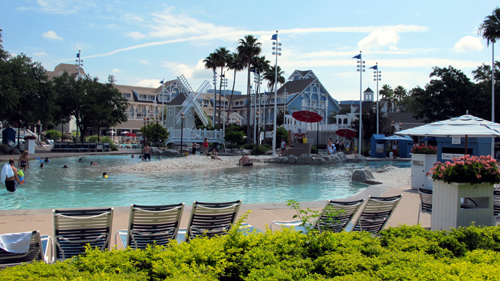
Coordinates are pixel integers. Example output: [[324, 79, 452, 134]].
[[46, 63, 84, 79], [154, 80, 176, 93], [277, 78, 315, 95], [363, 87, 374, 93], [168, 93, 186, 106]]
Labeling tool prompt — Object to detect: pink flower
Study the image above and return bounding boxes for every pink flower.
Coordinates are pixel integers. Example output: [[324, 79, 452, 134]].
[[477, 174, 482, 179], [439, 173, 443, 178], [440, 166, 445, 171]]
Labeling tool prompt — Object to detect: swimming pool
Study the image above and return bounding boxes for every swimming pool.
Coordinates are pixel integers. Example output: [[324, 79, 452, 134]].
[[0, 155, 410, 210]]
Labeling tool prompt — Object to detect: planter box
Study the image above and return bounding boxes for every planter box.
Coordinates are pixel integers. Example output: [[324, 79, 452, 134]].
[[411, 154, 437, 190], [431, 181, 494, 231]]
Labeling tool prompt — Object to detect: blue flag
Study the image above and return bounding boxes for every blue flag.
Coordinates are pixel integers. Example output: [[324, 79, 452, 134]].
[[159, 80, 164, 84], [271, 34, 277, 40], [370, 65, 378, 70], [352, 54, 361, 59], [76, 53, 80, 58]]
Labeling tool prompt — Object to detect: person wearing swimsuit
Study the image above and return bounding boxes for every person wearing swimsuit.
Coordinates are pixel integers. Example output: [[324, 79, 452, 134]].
[[18, 151, 30, 172], [3, 159, 22, 192]]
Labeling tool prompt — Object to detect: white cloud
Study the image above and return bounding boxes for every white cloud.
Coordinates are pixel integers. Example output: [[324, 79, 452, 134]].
[[18, 0, 95, 14], [134, 79, 161, 88], [162, 59, 207, 79], [33, 51, 48, 56], [139, 59, 151, 65], [358, 30, 400, 51], [112, 68, 122, 73], [127, 31, 147, 39], [453, 36, 484, 53], [43, 31, 63, 40]]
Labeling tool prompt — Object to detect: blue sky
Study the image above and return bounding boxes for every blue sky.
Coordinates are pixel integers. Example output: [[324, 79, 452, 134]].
[[1, 1, 498, 101]]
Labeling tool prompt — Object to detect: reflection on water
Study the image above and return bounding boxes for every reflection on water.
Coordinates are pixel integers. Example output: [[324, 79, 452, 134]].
[[0, 155, 409, 210]]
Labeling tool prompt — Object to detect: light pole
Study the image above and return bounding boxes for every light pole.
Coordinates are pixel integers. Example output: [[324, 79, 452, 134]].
[[75, 50, 84, 78], [159, 79, 166, 128], [353, 51, 365, 155], [221, 74, 228, 139], [213, 71, 217, 128], [180, 113, 185, 154], [370, 63, 381, 134], [271, 30, 282, 156], [156, 116, 159, 147], [37, 120, 41, 142], [256, 112, 260, 156], [143, 117, 150, 147]]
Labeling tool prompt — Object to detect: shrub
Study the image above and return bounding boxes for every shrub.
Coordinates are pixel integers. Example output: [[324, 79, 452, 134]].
[[3, 225, 500, 279], [44, 129, 61, 139], [428, 155, 500, 184], [411, 144, 437, 154]]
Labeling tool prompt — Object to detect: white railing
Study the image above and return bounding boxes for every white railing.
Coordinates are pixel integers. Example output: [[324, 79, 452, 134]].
[[166, 128, 224, 143], [283, 124, 350, 132]]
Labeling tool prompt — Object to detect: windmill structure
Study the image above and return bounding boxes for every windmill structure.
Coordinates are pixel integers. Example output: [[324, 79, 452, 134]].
[[175, 74, 211, 127]]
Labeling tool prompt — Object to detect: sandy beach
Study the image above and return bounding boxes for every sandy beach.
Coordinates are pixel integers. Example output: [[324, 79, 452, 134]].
[[0, 153, 424, 250], [122, 155, 268, 173]]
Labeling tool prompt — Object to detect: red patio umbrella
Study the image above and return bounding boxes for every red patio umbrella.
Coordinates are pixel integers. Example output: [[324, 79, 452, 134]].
[[126, 132, 137, 137], [335, 129, 356, 139], [291, 110, 323, 154]]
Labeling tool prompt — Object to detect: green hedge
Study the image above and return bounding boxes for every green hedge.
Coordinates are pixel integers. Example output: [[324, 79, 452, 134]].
[[2, 224, 500, 280]]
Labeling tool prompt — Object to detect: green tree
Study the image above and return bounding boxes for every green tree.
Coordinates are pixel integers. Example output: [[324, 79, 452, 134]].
[[263, 65, 285, 92], [203, 53, 218, 127], [139, 123, 170, 147], [276, 127, 289, 148], [379, 84, 394, 112], [214, 47, 230, 125], [237, 35, 262, 145], [226, 52, 245, 121], [472, 61, 500, 120], [350, 105, 389, 140], [224, 125, 245, 147]]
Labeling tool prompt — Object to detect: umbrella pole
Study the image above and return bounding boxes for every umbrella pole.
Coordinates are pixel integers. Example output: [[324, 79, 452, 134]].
[[464, 135, 468, 155], [317, 122, 319, 154]]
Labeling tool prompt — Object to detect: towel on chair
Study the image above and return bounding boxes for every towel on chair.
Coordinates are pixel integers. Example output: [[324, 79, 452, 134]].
[[0, 231, 32, 253], [1, 163, 14, 184]]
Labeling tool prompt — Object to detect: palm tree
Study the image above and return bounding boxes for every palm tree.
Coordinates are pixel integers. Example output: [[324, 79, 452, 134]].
[[214, 47, 230, 126], [263, 65, 285, 92], [226, 52, 245, 121], [379, 84, 394, 112], [203, 53, 217, 127], [479, 7, 500, 122], [237, 35, 262, 144], [393, 85, 407, 112], [251, 56, 270, 132]]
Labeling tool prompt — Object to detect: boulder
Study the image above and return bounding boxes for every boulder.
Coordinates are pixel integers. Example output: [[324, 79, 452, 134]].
[[280, 156, 289, 163], [264, 157, 281, 164], [352, 168, 375, 183], [265, 150, 274, 155], [312, 157, 326, 164], [376, 165, 396, 173], [150, 147, 162, 156], [242, 149, 251, 156], [337, 152, 348, 161], [288, 155, 298, 164], [296, 154, 313, 165], [354, 154, 366, 161], [161, 149, 181, 157]]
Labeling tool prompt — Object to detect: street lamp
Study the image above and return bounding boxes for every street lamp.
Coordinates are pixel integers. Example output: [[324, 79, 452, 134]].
[[180, 113, 185, 154], [271, 30, 282, 156], [221, 74, 228, 139], [256, 112, 260, 156], [156, 116, 160, 147], [213, 71, 217, 128], [143, 117, 150, 147], [353, 51, 365, 155], [37, 120, 41, 142], [370, 63, 381, 134]]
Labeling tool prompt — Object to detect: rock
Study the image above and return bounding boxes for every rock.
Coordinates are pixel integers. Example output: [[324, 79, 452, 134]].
[[296, 154, 313, 164], [337, 152, 348, 161], [352, 168, 375, 183], [151, 147, 162, 156], [354, 154, 366, 161], [265, 150, 274, 155], [264, 157, 281, 164], [288, 155, 298, 164], [280, 156, 289, 163], [161, 149, 180, 157], [242, 149, 251, 156], [376, 165, 396, 173], [313, 157, 326, 164]]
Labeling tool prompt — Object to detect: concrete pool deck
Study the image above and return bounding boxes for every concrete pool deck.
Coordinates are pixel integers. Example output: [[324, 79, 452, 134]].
[[0, 149, 423, 248]]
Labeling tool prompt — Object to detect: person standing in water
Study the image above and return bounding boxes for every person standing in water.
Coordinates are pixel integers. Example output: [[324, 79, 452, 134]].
[[18, 151, 30, 172], [2, 159, 22, 192]]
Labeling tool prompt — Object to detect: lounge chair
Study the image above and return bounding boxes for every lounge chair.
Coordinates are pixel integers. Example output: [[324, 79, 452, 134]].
[[418, 188, 432, 224], [74, 143, 83, 152], [347, 195, 403, 234], [270, 199, 365, 233], [82, 142, 90, 152], [0, 230, 52, 268], [89, 143, 97, 152], [96, 143, 104, 152], [51, 143, 61, 152], [66, 142, 76, 152], [184, 200, 242, 242], [103, 143, 111, 152], [52, 208, 113, 261], [494, 190, 500, 225], [59, 143, 69, 152], [115, 203, 184, 250]]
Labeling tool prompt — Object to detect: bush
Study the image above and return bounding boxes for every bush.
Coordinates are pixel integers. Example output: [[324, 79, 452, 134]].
[[3, 225, 500, 280], [311, 145, 317, 154], [44, 129, 61, 139]]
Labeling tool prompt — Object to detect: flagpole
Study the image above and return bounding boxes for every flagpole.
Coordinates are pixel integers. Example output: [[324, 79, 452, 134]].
[[271, 31, 282, 156], [371, 63, 381, 135]]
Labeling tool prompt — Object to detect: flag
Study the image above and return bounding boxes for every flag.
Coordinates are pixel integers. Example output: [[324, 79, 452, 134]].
[[370, 65, 378, 70], [159, 80, 164, 84], [271, 34, 277, 40], [76, 53, 80, 58], [352, 54, 361, 59]]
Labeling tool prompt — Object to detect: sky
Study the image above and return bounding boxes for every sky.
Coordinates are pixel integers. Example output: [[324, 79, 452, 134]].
[[1, 0, 499, 102]]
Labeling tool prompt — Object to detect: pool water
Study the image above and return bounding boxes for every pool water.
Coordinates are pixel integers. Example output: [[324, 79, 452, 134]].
[[0, 156, 410, 210]]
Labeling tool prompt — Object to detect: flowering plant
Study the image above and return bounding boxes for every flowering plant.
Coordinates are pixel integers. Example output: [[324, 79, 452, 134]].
[[411, 144, 437, 154], [24, 135, 37, 140], [427, 155, 500, 184]]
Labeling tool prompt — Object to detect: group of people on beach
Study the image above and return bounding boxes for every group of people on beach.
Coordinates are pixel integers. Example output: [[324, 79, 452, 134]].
[[326, 139, 348, 155]]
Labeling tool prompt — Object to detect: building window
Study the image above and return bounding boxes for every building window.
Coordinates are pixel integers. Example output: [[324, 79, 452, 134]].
[[137, 112, 144, 118], [139, 94, 148, 100], [169, 110, 173, 116], [122, 93, 131, 99]]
